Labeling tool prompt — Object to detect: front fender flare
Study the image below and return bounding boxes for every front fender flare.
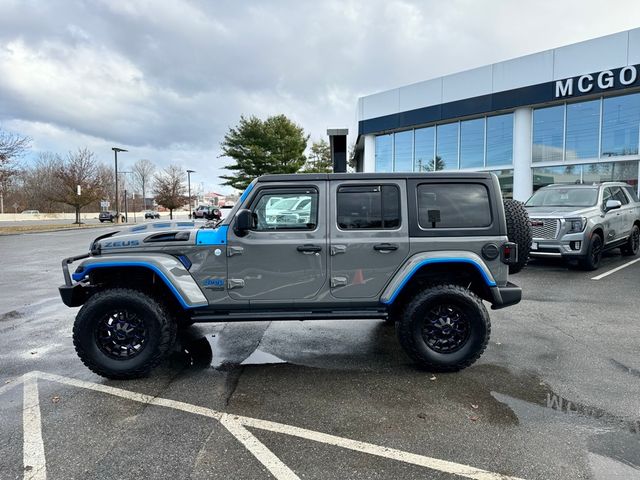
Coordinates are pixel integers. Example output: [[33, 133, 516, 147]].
[[70, 254, 208, 309], [380, 252, 497, 305]]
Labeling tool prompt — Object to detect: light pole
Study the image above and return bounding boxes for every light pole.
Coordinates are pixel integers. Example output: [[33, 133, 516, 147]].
[[112, 147, 127, 223], [119, 171, 133, 223], [187, 169, 195, 219]]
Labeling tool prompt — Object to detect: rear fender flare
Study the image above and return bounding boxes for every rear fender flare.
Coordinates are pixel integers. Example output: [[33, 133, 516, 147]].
[[380, 252, 497, 305]]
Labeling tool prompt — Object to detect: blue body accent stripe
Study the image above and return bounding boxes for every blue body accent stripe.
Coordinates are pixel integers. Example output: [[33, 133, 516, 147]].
[[195, 225, 229, 245], [239, 182, 254, 203], [383, 258, 496, 305], [71, 262, 197, 309]]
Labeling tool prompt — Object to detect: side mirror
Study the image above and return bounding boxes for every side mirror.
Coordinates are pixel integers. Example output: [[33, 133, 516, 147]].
[[605, 199, 622, 212], [234, 209, 253, 236]]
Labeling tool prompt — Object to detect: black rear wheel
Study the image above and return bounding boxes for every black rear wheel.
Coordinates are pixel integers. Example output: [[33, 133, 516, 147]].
[[73, 289, 176, 379], [621, 224, 640, 256], [396, 284, 490, 372]]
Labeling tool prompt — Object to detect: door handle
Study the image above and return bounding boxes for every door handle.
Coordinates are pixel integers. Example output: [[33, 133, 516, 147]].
[[297, 244, 322, 254], [373, 243, 398, 252]]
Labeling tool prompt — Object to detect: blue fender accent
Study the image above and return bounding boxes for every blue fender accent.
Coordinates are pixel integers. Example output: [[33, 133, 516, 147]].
[[382, 258, 497, 305], [71, 262, 197, 309], [195, 225, 229, 245]]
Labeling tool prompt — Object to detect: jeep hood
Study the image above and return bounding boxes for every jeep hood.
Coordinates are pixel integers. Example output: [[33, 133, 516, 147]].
[[525, 206, 595, 217], [90, 220, 210, 253]]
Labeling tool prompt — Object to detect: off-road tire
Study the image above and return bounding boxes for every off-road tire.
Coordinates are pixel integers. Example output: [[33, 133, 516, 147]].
[[396, 284, 490, 372], [73, 288, 176, 379], [503, 199, 532, 274], [579, 233, 603, 271], [621, 224, 640, 256]]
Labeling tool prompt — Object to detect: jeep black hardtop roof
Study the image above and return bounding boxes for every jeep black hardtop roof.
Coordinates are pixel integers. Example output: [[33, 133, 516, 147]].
[[258, 172, 495, 182]]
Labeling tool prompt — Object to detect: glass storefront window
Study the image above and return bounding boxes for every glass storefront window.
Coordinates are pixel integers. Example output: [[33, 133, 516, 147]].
[[460, 118, 485, 169], [533, 161, 639, 192], [533, 105, 564, 163], [393, 130, 413, 172], [532, 165, 580, 191], [375, 134, 393, 172], [601, 93, 640, 157], [582, 160, 638, 188], [565, 99, 600, 161], [414, 126, 435, 172], [489, 169, 514, 198], [486, 114, 513, 167], [436, 122, 458, 171]]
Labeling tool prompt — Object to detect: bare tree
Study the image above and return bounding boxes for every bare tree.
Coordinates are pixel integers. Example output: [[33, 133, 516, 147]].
[[21, 153, 62, 212], [0, 128, 31, 213], [132, 159, 155, 210], [48, 148, 106, 223], [153, 164, 186, 219]]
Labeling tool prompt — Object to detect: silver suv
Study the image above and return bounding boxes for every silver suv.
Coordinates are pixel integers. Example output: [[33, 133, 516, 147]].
[[59, 172, 528, 379], [525, 182, 640, 270]]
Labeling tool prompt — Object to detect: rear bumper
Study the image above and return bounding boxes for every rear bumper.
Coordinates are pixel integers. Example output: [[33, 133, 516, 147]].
[[490, 282, 522, 310]]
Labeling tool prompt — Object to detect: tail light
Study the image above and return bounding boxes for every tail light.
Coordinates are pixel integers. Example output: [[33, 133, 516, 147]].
[[501, 242, 518, 265]]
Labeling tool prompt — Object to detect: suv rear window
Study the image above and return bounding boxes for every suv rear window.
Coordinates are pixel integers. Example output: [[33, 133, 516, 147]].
[[337, 185, 400, 229], [417, 183, 491, 229]]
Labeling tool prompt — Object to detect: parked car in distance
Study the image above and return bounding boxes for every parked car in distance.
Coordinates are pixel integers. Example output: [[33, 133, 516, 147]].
[[98, 211, 124, 223], [193, 205, 221, 221], [525, 182, 640, 270], [219, 204, 234, 219], [144, 210, 160, 219], [21, 210, 40, 214]]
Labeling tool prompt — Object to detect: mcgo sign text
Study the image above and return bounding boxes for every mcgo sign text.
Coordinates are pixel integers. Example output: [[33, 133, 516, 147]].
[[555, 65, 640, 98]]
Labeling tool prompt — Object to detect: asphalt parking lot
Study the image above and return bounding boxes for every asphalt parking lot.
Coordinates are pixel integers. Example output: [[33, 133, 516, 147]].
[[1, 228, 639, 480]]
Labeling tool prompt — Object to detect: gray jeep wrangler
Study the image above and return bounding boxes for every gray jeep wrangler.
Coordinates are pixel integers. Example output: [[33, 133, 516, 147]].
[[59, 172, 527, 379]]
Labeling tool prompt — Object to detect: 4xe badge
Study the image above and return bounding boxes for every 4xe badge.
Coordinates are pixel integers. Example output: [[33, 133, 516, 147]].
[[203, 277, 225, 290]]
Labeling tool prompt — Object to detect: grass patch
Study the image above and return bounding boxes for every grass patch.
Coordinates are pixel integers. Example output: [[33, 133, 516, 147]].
[[0, 223, 110, 235]]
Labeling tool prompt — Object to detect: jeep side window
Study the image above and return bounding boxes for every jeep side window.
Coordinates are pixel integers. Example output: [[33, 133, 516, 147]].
[[417, 183, 491, 229], [252, 189, 318, 231], [337, 185, 400, 229]]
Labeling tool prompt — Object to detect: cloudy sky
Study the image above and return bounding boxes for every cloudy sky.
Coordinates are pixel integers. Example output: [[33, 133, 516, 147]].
[[1, 0, 639, 193]]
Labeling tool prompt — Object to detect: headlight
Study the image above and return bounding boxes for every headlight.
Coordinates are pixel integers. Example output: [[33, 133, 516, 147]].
[[566, 217, 586, 233]]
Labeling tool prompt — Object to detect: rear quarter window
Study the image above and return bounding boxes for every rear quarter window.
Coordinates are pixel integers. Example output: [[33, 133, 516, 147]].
[[417, 183, 492, 229]]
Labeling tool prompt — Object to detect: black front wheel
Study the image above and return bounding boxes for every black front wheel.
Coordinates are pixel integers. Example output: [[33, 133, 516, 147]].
[[396, 284, 490, 372], [580, 233, 603, 271], [621, 224, 640, 256], [73, 289, 176, 379]]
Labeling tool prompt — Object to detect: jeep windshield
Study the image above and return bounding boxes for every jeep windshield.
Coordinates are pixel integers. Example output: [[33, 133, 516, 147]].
[[525, 187, 598, 207]]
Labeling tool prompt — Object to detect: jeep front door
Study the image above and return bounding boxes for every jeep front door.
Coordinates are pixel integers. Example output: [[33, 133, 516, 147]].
[[329, 180, 409, 299], [226, 183, 327, 302]]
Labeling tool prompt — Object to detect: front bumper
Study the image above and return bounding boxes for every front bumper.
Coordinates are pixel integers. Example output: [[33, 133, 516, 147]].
[[529, 232, 589, 258], [59, 253, 92, 307], [490, 282, 522, 310]]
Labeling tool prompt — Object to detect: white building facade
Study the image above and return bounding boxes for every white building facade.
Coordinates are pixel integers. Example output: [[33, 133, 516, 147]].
[[355, 28, 640, 201]]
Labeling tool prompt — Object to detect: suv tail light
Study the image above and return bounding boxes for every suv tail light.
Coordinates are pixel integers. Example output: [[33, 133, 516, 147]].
[[501, 242, 518, 265]]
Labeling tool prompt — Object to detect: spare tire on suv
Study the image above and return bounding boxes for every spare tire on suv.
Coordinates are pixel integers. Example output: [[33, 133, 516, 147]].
[[503, 199, 532, 274]]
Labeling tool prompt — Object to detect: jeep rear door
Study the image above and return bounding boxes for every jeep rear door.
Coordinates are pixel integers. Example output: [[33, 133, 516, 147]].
[[226, 181, 328, 302], [328, 179, 409, 299]]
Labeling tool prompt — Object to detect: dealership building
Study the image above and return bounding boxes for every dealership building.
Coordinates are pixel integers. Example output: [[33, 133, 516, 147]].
[[354, 28, 640, 201]]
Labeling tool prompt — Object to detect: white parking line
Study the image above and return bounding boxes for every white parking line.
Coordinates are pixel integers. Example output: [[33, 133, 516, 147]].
[[23, 377, 46, 480], [220, 414, 301, 480], [591, 258, 640, 280], [3, 371, 526, 480]]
